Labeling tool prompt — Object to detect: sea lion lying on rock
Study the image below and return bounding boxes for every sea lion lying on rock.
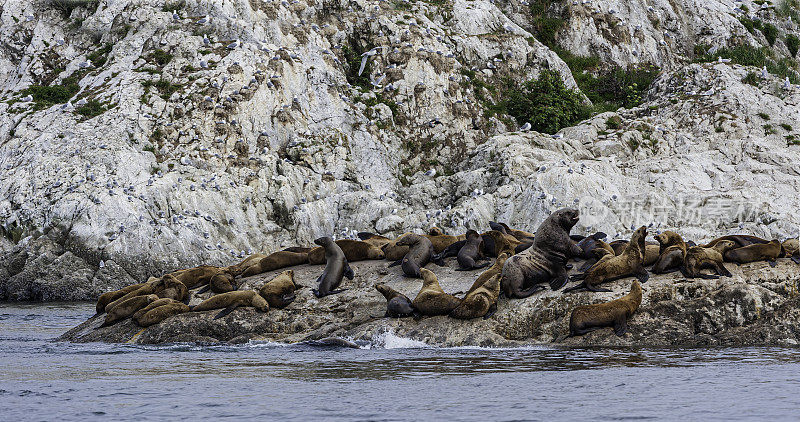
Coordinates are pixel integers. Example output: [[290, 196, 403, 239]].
[[652, 231, 687, 274], [307, 239, 384, 264], [703, 234, 770, 249], [101, 294, 159, 327], [258, 270, 300, 309], [412, 268, 461, 316], [192, 290, 269, 319], [782, 239, 800, 264], [565, 226, 648, 293], [568, 280, 642, 337], [500, 208, 582, 298], [724, 239, 782, 266], [241, 250, 308, 277], [466, 252, 509, 295], [95, 282, 145, 315], [132, 298, 190, 327], [391, 233, 443, 278], [450, 274, 501, 320]]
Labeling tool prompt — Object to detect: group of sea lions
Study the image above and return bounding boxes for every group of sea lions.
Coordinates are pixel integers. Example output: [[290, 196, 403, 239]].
[[92, 207, 799, 339]]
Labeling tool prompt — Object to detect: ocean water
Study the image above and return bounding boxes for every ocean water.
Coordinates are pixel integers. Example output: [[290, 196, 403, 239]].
[[2, 302, 800, 421]]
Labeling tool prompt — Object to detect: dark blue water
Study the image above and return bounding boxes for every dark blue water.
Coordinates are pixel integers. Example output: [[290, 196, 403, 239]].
[[2, 303, 800, 421]]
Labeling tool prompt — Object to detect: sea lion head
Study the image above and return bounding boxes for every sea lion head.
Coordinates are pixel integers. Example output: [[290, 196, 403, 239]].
[[554, 208, 580, 230], [632, 226, 648, 250], [465, 229, 480, 240], [713, 239, 737, 253], [210, 271, 234, 285], [781, 239, 799, 257], [655, 231, 682, 248], [489, 221, 507, 234], [314, 236, 333, 247], [374, 283, 393, 299], [419, 268, 437, 286], [428, 227, 445, 236]]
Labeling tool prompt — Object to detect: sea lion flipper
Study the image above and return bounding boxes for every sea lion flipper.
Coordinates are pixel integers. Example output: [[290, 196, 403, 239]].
[[343, 261, 355, 280], [635, 268, 649, 283], [388, 259, 402, 267], [214, 303, 240, 319], [195, 285, 211, 295], [357, 232, 376, 240], [483, 303, 497, 319], [591, 232, 607, 240], [578, 259, 596, 272], [562, 282, 585, 293], [182, 296, 191, 305], [791, 255, 800, 265], [768, 260, 777, 267], [549, 275, 568, 291], [613, 317, 628, 336], [585, 284, 612, 293], [570, 272, 586, 281], [679, 266, 691, 278]]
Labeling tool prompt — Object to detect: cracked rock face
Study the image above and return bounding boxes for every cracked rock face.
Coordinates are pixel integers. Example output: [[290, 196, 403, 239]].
[[1, 0, 799, 301], [59, 258, 800, 347]]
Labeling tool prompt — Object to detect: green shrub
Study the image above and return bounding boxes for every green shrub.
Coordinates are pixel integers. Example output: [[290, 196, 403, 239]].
[[501, 70, 589, 134], [20, 73, 83, 110], [151, 49, 173, 67], [694, 44, 800, 84], [75, 99, 107, 118], [605, 116, 621, 129], [141, 79, 181, 99], [49, 0, 98, 17], [757, 112, 770, 120], [529, 0, 565, 48], [780, 123, 793, 131], [742, 72, 760, 86], [787, 34, 800, 57], [341, 38, 374, 91], [762, 23, 779, 46], [87, 43, 112, 67]]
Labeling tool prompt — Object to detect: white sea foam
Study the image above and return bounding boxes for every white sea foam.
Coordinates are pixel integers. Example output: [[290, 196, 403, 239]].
[[367, 329, 430, 349]]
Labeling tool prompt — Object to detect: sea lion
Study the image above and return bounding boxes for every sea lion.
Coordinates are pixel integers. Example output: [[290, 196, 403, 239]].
[[307, 239, 385, 264], [652, 231, 687, 274], [241, 251, 308, 277], [357, 232, 393, 250], [135, 301, 190, 327], [209, 271, 236, 293], [568, 280, 642, 337], [101, 294, 159, 327], [456, 230, 490, 270], [95, 282, 146, 315], [564, 226, 649, 293], [574, 232, 610, 260], [380, 233, 414, 261], [703, 234, 770, 249], [500, 208, 583, 298], [481, 230, 520, 257], [192, 290, 269, 319], [608, 240, 629, 256], [171, 265, 225, 289], [312, 236, 354, 297], [132, 298, 175, 322], [227, 253, 267, 275], [374, 283, 416, 318], [104, 280, 159, 313], [491, 221, 535, 242], [425, 233, 463, 254], [683, 240, 735, 279], [724, 239, 782, 266], [466, 252, 510, 295], [450, 274, 501, 320], [782, 239, 800, 264], [153, 274, 189, 303], [643, 243, 660, 266], [428, 227, 445, 236], [412, 268, 462, 316], [258, 270, 300, 308], [391, 233, 442, 278]]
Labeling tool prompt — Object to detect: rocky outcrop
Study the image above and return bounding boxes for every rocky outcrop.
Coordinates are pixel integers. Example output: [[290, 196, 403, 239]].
[[60, 257, 800, 347]]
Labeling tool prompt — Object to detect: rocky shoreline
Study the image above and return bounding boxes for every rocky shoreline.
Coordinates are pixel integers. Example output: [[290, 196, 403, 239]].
[[60, 257, 800, 347]]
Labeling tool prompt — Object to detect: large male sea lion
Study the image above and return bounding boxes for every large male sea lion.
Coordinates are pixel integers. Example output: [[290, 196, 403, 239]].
[[101, 294, 159, 327], [456, 230, 490, 270], [308, 239, 384, 264], [724, 239, 782, 266], [258, 270, 300, 308], [192, 290, 269, 319], [374, 283, 417, 318], [241, 250, 308, 277], [652, 231, 687, 274], [312, 236, 354, 297], [568, 280, 642, 337], [391, 233, 442, 278], [500, 208, 583, 298], [412, 268, 461, 316], [683, 240, 735, 279], [565, 226, 649, 293], [95, 282, 146, 315], [450, 274, 501, 320]]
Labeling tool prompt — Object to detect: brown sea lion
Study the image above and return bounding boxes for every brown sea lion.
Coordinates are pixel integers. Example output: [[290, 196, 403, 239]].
[[374, 283, 417, 318], [425, 233, 463, 254], [104, 280, 159, 313], [565, 226, 649, 293], [390, 233, 442, 278], [192, 290, 269, 319], [703, 234, 770, 249], [652, 231, 687, 274], [241, 251, 308, 277], [209, 271, 236, 293], [101, 294, 159, 327], [258, 270, 300, 308], [782, 239, 800, 264], [643, 243, 660, 266], [481, 230, 520, 256], [308, 239, 385, 264], [456, 230, 490, 270], [357, 232, 393, 250], [153, 274, 189, 302], [428, 227, 445, 236], [490, 221, 535, 242], [724, 239, 782, 266], [466, 252, 510, 295], [135, 301, 190, 327], [683, 240, 736, 279], [568, 280, 642, 337], [95, 282, 146, 315], [412, 268, 461, 316], [450, 274, 501, 320], [171, 265, 225, 289], [227, 253, 267, 275], [132, 298, 175, 322], [609, 240, 629, 255], [574, 233, 613, 271], [312, 236, 353, 297], [500, 208, 583, 298]]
